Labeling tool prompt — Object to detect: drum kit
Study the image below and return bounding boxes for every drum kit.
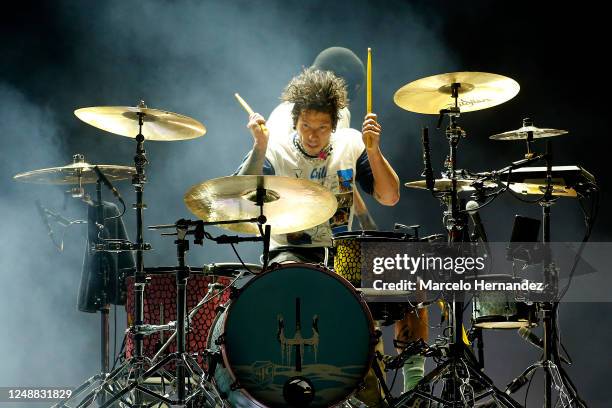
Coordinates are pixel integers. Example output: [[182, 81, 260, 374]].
[[13, 71, 598, 408]]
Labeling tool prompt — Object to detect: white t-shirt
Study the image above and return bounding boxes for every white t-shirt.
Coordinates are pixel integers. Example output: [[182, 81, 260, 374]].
[[260, 128, 373, 249]]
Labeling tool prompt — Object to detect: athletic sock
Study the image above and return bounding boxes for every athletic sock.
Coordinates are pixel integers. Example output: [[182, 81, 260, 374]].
[[402, 355, 425, 393]]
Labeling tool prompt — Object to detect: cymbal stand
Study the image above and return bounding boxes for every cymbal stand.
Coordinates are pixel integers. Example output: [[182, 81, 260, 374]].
[[52, 103, 159, 408], [94, 178, 111, 405], [395, 86, 522, 407], [522, 118, 536, 159], [127, 104, 150, 407], [505, 140, 587, 408]]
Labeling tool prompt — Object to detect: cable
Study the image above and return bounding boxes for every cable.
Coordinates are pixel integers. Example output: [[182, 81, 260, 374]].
[[112, 332, 128, 370], [462, 296, 472, 313], [113, 303, 117, 370], [524, 369, 536, 407], [506, 187, 557, 204], [556, 189, 599, 302], [104, 199, 126, 221], [229, 242, 256, 275], [454, 168, 514, 216], [389, 366, 401, 395]]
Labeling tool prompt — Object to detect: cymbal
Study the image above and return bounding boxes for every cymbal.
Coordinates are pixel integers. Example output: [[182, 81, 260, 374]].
[[394, 72, 520, 114], [74, 105, 206, 141], [501, 165, 596, 197], [405, 178, 498, 193], [14, 161, 135, 185], [490, 125, 568, 140], [184, 175, 338, 234]]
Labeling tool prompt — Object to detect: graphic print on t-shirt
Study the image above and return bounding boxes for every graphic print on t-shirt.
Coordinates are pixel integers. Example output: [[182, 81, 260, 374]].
[[331, 169, 355, 233]]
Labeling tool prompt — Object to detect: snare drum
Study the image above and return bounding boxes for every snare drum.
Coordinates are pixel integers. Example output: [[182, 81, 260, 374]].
[[207, 263, 375, 408], [333, 231, 417, 323], [471, 275, 538, 329]]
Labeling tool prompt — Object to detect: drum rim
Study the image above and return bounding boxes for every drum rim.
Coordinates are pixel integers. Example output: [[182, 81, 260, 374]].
[[332, 230, 417, 242], [332, 229, 414, 242], [122, 262, 262, 277], [214, 262, 377, 407]]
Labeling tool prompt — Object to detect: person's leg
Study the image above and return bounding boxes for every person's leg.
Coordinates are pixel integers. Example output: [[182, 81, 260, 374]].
[[395, 307, 429, 393], [354, 329, 387, 407]]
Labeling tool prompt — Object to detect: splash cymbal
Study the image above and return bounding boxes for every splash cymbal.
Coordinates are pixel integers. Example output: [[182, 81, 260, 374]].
[[184, 175, 338, 234], [490, 125, 568, 140], [74, 104, 206, 141], [394, 72, 520, 114]]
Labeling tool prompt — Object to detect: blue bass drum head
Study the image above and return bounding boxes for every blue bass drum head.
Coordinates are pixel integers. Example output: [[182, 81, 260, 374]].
[[219, 264, 374, 407]]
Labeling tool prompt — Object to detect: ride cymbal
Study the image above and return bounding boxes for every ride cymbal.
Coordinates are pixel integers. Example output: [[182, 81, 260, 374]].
[[394, 72, 520, 114], [74, 105, 206, 141], [184, 175, 338, 234]]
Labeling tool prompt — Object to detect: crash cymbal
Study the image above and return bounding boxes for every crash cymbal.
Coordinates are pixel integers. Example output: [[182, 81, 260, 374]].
[[405, 178, 498, 193], [74, 104, 206, 141], [394, 72, 520, 114], [13, 156, 135, 185], [490, 125, 568, 140], [184, 175, 338, 234]]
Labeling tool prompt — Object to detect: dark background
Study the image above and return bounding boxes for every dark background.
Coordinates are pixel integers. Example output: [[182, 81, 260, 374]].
[[1, 1, 609, 406]]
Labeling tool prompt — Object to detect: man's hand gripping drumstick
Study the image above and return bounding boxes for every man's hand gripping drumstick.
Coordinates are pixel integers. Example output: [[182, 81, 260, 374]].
[[234, 93, 269, 175]]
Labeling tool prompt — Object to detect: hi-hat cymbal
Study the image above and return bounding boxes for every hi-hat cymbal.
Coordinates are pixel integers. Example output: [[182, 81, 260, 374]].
[[405, 178, 498, 193], [184, 175, 338, 235], [74, 105, 206, 141], [490, 125, 568, 140], [13, 161, 136, 185], [394, 72, 520, 114]]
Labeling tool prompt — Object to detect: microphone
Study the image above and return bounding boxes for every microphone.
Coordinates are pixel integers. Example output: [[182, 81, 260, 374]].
[[35, 200, 53, 238], [421, 127, 434, 190], [93, 166, 124, 205], [466, 200, 488, 242], [517, 327, 570, 364], [35, 200, 62, 251], [43, 208, 72, 227], [518, 326, 543, 348]]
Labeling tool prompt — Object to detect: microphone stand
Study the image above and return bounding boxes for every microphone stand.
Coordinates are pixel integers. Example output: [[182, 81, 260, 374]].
[[504, 139, 587, 407]]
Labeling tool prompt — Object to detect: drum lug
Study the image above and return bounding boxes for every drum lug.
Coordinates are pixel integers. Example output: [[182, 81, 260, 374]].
[[215, 333, 226, 346], [229, 286, 241, 299], [215, 304, 226, 314], [371, 330, 382, 346]]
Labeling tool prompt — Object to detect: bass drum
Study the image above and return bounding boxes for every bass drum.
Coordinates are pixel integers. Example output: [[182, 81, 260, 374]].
[[207, 263, 375, 408]]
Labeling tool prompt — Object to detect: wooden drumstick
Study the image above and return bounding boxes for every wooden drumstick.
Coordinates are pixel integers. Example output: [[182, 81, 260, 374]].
[[234, 93, 268, 134], [365, 48, 373, 149]]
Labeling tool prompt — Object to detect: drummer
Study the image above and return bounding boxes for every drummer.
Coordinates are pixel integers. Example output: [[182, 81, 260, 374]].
[[236, 67, 428, 401], [237, 67, 399, 259], [266, 46, 378, 231]]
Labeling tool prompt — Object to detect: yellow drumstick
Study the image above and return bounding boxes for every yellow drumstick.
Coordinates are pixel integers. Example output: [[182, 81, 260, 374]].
[[365, 48, 373, 149], [234, 93, 268, 134]]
